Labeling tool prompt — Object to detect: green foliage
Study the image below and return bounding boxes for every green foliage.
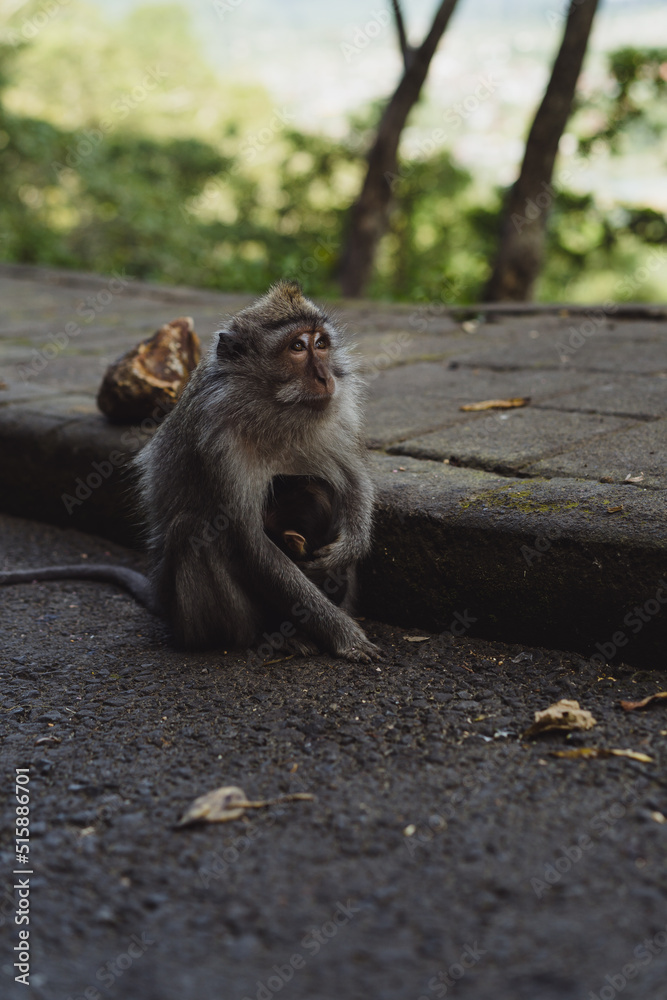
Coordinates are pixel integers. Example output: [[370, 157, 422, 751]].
[[577, 46, 667, 154], [0, 7, 665, 304], [371, 154, 498, 303], [541, 45, 667, 301]]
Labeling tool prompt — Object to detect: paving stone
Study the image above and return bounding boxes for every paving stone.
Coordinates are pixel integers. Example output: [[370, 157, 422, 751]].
[[365, 364, 592, 447], [454, 324, 667, 373], [527, 417, 667, 489], [532, 372, 667, 419], [387, 408, 636, 474]]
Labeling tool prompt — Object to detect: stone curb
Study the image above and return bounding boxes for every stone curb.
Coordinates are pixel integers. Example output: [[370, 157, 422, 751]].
[[0, 392, 665, 668]]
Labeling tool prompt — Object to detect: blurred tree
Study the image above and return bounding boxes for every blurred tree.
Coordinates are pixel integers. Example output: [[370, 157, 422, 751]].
[[338, 0, 460, 298], [485, 0, 600, 302], [370, 150, 497, 302]]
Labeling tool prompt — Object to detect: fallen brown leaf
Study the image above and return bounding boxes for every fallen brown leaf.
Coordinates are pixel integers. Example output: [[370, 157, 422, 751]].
[[620, 691, 667, 712], [624, 472, 645, 483], [522, 699, 596, 739], [551, 748, 653, 763], [405, 636, 431, 643], [177, 785, 314, 826], [606, 506, 623, 514], [460, 397, 530, 412]]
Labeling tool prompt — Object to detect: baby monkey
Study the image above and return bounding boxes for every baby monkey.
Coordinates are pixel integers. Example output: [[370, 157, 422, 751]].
[[264, 475, 350, 607]]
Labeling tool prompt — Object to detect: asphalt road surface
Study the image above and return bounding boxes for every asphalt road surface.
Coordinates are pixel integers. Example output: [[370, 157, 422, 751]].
[[1, 513, 666, 1000]]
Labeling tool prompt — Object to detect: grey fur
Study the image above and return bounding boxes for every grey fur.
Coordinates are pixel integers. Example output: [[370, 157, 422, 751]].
[[0, 282, 379, 662]]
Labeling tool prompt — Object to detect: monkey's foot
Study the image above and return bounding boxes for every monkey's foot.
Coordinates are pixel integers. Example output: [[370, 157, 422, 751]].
[[338, 639, 383, 663], [283, 635, 320, 658]]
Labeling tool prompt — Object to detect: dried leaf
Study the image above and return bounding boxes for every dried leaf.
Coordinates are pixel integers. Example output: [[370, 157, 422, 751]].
[[606, 506, 623, 514], [405, 635, 431, 643], [177, 785, 314, 826], [624, 472, 645, 483], [552, 748, 653, 763], [460, 397, 530, 412], [522, 699, 596, 739], [620, 691, 667, 712]]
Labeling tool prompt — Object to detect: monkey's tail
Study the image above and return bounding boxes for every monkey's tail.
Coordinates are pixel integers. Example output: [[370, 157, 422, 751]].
[[0, 565, 155, 611]]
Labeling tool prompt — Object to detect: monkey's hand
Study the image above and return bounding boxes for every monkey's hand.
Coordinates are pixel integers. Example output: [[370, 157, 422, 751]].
[[336, 636, 383, 663], [301, 539, 353, 575], [332, 620, 383, 663]]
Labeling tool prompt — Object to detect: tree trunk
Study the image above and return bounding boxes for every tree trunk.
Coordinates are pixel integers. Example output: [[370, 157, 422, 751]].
[[485, 0, 600, 302], [338, 0, 459, 298]]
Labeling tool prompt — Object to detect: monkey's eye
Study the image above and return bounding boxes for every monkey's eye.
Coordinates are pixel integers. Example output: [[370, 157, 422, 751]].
[[315, 337, 329, 349], [290, 340, 306, 352]]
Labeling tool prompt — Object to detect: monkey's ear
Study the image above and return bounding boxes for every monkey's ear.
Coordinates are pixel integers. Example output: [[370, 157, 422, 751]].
[[283, 530, 307, 558], [216, 329, 247, 361]]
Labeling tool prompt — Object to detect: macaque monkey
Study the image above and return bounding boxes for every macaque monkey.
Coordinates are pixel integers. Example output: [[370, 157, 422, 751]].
[[1, 282, 379, 662]]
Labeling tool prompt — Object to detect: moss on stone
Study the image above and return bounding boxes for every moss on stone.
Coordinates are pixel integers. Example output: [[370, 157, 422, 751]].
[[459, 483, 581, 514]]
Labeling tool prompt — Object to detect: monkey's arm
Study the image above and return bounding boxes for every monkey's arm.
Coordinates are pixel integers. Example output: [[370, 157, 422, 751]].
[[303, 460, 374, 572], [237, 525, 379, 662]]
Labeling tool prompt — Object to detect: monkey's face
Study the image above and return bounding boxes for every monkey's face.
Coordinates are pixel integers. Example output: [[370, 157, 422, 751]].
[[278, 328, 335, 411]]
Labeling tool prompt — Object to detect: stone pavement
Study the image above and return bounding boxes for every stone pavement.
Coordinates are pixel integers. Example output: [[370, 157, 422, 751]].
[[0, 263, 666, 666]]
